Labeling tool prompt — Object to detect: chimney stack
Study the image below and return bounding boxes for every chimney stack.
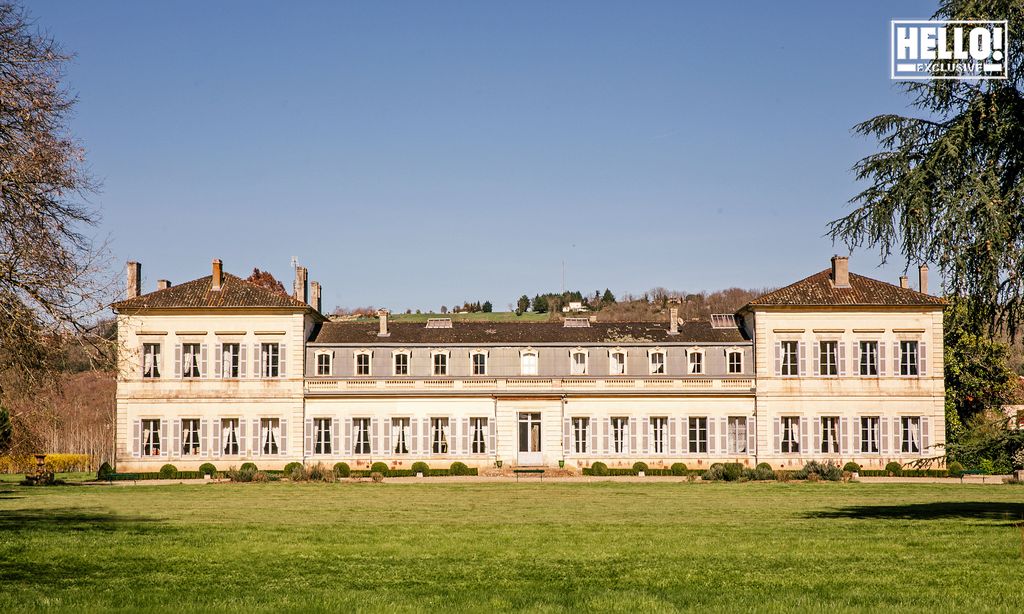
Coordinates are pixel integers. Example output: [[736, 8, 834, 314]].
[[377, 308, 390, 337], [293, 266, 308, 303], [310, 281, 322, 312], [157, 279, 172, 291], [211, 259, 223, 291], [918, 264, 929, 295], [668, 306, 679, 335], [899, 276, 908, 289], [831, 255, 850, 288], [126, 261, 141, 299]]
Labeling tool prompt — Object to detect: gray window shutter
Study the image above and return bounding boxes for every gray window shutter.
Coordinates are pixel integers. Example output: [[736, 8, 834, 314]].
[[708, 417, 716, 454], [838, 342, 847, 377], [200, 419, 209, 457], [239, 344, 247, 378], [878, 342, 887, 376], [382, 419, 391, 456], [172, 420, 181, 459], [214, 344, 222, 378], [372, 417, 380, 454], [332, 418, 339, 455], [602, 417, 610, 454], [880, 417, 889, 454], [563, 417, 571, 454], [641, 417, 649, 454], [800, 417, 809, 454], [812, 342, 820, 377], [841, 417, 850, 454], [251, 419, 260, 456], [200, 344, 208, 378], [160, 420, 169, 457], [461, 417, 469, 454], [344, 419, 353, 455], [773, 417, 781, 454], [174, 344, 182, 378], [669, 417, 677, 454], [410, 419, 418, 454], [212, 418, 221, 458], [893, 341, 901, 375], [921, 417, 930, 452], [813, 418, 821, 454], [132, 419, 141, 457], [798, 341, 806, 376], [895, 417, 903, 453], [719, 417, 727, 454], [852, 342, 860, 375], [773, 342, 782, 376], [239, 419, 247, 454], [488, 418, 496, 455], [747, 416, 756, 455], [422, 417, 430, 454], [853, 417, 861, 453], [682, 416, 691, 453], [919, 341, 928, 376], [280, 419, 288, 454], [279, 343, 287, 377], [253, 344, 262, 379], [629, 419, 638, 455], [590, 416, 598, 454], [305, 418, 314, 455]]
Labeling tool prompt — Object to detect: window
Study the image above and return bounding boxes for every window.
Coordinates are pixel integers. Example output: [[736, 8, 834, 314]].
[[687, 350, 704, 375], [651, 417, 668, 454], [142, 343, 161, 378], [431, 418, 449, 454], [819, 341, 838, 376], [572, 417, 589, 454], [611, 417, 629, 454], [688, 417, 707, 453], [432, 352, 448, 376], [314, 418, 332, 455], [353, 418, 371, 454], [221, 343, 240, 378], [182, 343, 201, 378], [393, 352, 409, 376], [521, 351, 539, 376], [261, 343, 280, 378], [649, 351, 665, 375], [471, 417, 487, 453], [859, 341, 878, 376], [181, 418, 200, 456], [142, 419, 161, 456], [221, 418, 239, 455], [901, 416, 921, 453], [860, 417, 879, 453], [472, 352, 487, 376], [781, 341, 799, 376], [610, 351, 626, 375], [727, 351, 743, 374], [570, 351, 588, 375], [727, 416, 747, 454], [316, 352, 332, 376], [392, 418, 410, 454], [900, 341, 919, 376], [261, 418, 280, 455], [820, 416, 839, 454], [355, 352, 371, 376], [781, 416, 800, 453]]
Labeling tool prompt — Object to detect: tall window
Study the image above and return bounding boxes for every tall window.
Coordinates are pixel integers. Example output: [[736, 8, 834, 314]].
[[572, 417, 589, 454], [649, 352, 665, 375], [142, 419, 161, 456], [521, 351, 539, 376], [221, 418, 239, 455], [820, 417, 839, 453], [316, 353, 332, 376], [431, 418, 449, 454], [221, 343, 240, 378], [471, 417, 487, 453], [781, 416, 800, 453], [727, 417, 747, 454], [570, 351, 587, 375], [859, 341, 878, 376], [651, 417, 667, 454], [261, 418, 280, 455], [432, 353, 448, 376], [610, 352, 626, 375], [900, 341, 919, 376], [355, 352, 371, 376], [261, 343, 280, 378], [611, 417, 629, 454], [727, 351, 743, 374], [819, 341, 838, 376], [393, 353, 409, 376], [472, 353, 487, 376], [142, 343, 161, 378], [392, 418, 410, 454], [688, 417, 708, 453], [687, 351, 704, 374], [181, 419, 200, 456], [781, 341, 799, 376], [353, 418, 371, 454], [314, 418, 332, 454], [901, 416, 921, 453], [860, 417, 879, 453], [182, 343, 201, 378]]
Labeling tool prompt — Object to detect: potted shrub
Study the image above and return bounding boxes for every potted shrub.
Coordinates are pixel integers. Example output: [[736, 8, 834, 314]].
[[558, 459, 565, 469], [496, 459, 503, 468]]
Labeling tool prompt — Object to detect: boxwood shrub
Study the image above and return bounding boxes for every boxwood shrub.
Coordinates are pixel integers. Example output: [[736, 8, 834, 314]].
[[947, 461, 965, 478], [282, 462, 303, 477], [590, 461, 608, 476], [96, 462, 114, 481], [240, 462, 258, 472], [371, 461, 390, 474], [843, 461, 861, 473], [449, 461, 470, 476], [670, 462, 687, 476], [159, 464, 178, 478], [411, 461, 429, 474], [885, 461, 904, 476], [333, 462, 351, 478], [199, 462, 218, 477], [632, 462, 649, 473]]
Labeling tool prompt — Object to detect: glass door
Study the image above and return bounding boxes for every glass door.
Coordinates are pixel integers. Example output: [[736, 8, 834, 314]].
[[517, 412, 543, 465]]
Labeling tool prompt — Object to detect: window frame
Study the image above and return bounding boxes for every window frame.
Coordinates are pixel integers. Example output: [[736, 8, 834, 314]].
[[471, 417, 488, 453], [354, 350, 372, 377], [221, 418, 240, 456], [392, 417, 410, 454], [901, 416, 921, 453], [221, 343, 240, 379], [648, 348, 666, 375], [142, 418, 161, 456], [611, 417, 629, 454], [392, 350, 411, 376], [818, 340, 838, 376], [859, 340, 878, 376], [142, 343, 161, 379], [572, 417, 589, 454], [900, 340, 920, 376], [727, 349, 743, 374], [261, 343, 280, 378], [651, 416, 668, 454], [430, 350, 449, 377], [781, 416, 800, 454], [686, 348, 705, 375], [470, 350, 488, 376], [181, 418, 201, 456], [315, 351, 333, 376], [727, 416, 747, 454], [860, 416, 880, 454], [353, 417, 371, 454], [609, 348, 627, 376], [182, 342, 202, 378], [820, 416, 840, 454], [520, 348, 539, 376], [781, 340, 799, 377], [688, 417, 708, 453], [570, 348, 589, 376], [314, 417, 332, 455], [431, 417, 450, 454], [260, 417, 281, 455]]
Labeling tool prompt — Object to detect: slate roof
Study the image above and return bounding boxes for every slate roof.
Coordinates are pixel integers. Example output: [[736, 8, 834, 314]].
[[309, 320, 748, 345], [111, 272, 314, 311], [745, 270, 947, 308]]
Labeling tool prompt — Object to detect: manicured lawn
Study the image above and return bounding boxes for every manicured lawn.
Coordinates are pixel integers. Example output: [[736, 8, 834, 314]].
[[1, 481, 1022, 612]]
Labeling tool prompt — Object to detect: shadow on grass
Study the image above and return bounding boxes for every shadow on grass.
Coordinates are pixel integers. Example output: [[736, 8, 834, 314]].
[[807, 501, 1024, 525]]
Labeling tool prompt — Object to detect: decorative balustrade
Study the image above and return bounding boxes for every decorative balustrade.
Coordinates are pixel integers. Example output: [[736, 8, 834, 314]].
[[305, 377, 755, 394]]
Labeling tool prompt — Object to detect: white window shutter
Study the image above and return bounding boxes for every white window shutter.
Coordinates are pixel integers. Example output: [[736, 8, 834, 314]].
[[747, 417, 756, 456], [214, 418, 223, 458], [641, 417, 649, 454], [172, 420, 181, 459], [410, 419, 418, 454], [488, 418, 496, 455], [841, 417, 850, 454], [602, 418, 610, 454], [813, 418, 821, 455], [563, 417, 571, 454], [773, 342, 782, 376], [878, 342, 887, 376], [852, 342, 860, 375], [798, 342, 806, 376], [838, 342, 847, 377], [132, 419, 141, 457], [812, 342, 820, 377], [332, 418, 340, 455], [708, 418, 716, 454], [921, 417, 930, 452], [893, 341, 900, 375], [590, 416, 598, 454], [238, 419, 247, 454], [251, 419, 260, 456], [629, 419, 637, 455], [382, 419, 391, 456], [215, 344, 222, 378], [773, 417, 781, 454], [919, 341, 928, 376], [669, 417, 677, 454], [800, 417, 809, 455], [344, 419, 353, 455], [200, 344, 208, 378], [372, 417, 380, 454], [880, 417, 890, 454], [305, 418, 313, 455], [200, 419, 209, 457], [461, 417, 469, 454], [160, 420, 169, 458], [422, 417, 430, 454], [280, 419, 288, 455], [174, 344, 182, 378], [719, 417, 727, 454], [853, 417, 861, 453], [895, 417, 903, 454], [279, 343, 287, 377]]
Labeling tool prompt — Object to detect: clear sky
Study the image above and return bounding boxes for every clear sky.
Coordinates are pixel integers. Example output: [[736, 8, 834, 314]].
[[31, 0, 941, 312]]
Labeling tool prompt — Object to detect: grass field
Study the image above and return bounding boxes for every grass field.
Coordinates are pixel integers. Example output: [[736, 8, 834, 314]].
[[1, 481, 1023, 612]]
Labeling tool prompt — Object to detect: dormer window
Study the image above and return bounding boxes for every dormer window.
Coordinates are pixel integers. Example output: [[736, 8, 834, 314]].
[[392, 350, 410, 376], [687, 348, 704, 375], [727, 349, 743, 374], [570, 349, 588, 376], [520, 348, 539, 376], [315, 351, 333, 376], [432, 350, 449, 376], [648, 349, 666, 375], [354, 350, 372, 376], [471, 350, 488, 376], [609, 349, 627, 375]]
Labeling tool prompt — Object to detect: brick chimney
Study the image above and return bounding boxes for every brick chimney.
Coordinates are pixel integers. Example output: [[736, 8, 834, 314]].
[[293, 266, 308, 303], [918, 265, 929, 295], [157, 279, 172, 290], [126, 261, 141, 299], [831, 255, 850, 288], [668, 306, 679, 335], [378, 308, 390, 337], [211, 259, 223, 291], [899, 276, 908, 289], [310, 281, 322, 312]]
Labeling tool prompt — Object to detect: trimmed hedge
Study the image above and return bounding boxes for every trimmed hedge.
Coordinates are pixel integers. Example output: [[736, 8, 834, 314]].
[[582, 466, 705, 477], [670, 462, 687, 476], [370, 462, 389, 474], [859, 468, 949, 478], [632, 462, 649, 473], [885, 461, 904, 477], [333, 462, 351, 478], [349, 467, 478, 478], [199, 463, 218, 477], [159, 464, 178, 478], [843, 461, 861, 473], [411, 461, 429, 474], [449, 461, 471, 476]]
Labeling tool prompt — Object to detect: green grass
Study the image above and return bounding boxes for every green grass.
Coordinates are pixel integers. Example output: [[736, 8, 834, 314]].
[[1, 482, 1023, 612], [356, 311, 552, 323], [0, 471, 94, 484]]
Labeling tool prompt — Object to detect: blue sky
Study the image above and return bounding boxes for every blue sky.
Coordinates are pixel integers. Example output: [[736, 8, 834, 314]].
[[31, 0, 940, 312]]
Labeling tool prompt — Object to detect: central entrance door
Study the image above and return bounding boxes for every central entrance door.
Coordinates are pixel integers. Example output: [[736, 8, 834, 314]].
[[517, 412, 543, 465]]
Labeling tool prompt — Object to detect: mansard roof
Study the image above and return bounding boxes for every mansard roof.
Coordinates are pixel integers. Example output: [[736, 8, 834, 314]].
[[112, 272, 314, 311], [310, 319, 748, 345], [745, 270, 947, 308]]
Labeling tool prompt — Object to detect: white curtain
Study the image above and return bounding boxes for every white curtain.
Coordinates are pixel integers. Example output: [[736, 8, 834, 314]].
[[441, 420, 450, 452], [262, 420, 278, 453], [222, 421, 234, 454], [522, 354, 538, 375], [143, 424, 154, 454], [183, 347, 194, 375], [394, 420, 409, 454], [909, 418, 921, 451], [143, 351, 153, 375]]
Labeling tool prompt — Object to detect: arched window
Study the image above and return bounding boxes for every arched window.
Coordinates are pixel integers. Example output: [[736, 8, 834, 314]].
[[609, 349, 627, 375], [520, 348, 539, 376], [354, 350, 372, 376], [570, 349, 588, 376], [648, 348, 666, 375]]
